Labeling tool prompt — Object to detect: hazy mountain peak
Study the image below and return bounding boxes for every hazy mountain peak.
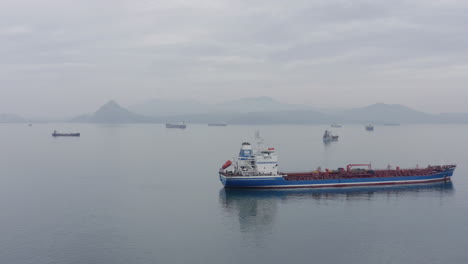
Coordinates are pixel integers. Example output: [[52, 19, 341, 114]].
[[366, 103, 402, 108], [94, 100, 136, 116], [72, 100, 153, 123], [98, 100, 121, 110]]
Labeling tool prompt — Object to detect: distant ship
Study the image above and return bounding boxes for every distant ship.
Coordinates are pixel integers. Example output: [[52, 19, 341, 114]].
[[330, 123, 342, 128], [52, 130, 80, 137], [165, 122, 186, 129], [218, 135, 456, 189], [208, 122, 227, 127], [323, 130, 339, 142], [365, 124, 374, 131]]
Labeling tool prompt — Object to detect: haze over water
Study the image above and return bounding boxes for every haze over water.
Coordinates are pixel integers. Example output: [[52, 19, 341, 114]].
[[0, 123, 467, 264]]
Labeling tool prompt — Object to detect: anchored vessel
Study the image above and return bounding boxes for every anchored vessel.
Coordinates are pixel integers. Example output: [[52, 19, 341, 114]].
[[366, 124, 374, 131], [165, 122, 186, 129], [52, 130, 80, 137], [323, 130, 339, 142], [208, 123, 227, 126], [219, 136, 456, 189]]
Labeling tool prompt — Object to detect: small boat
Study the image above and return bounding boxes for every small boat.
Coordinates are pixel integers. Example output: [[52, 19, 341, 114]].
[[166, 122, 186, 129], [323, 130, 339, 142], [330, 123, 342, 128], [365, 124, 374, 131], [208, 122, 227, 127], [52, 130, 80, 137], [218, 135, 456, 189]]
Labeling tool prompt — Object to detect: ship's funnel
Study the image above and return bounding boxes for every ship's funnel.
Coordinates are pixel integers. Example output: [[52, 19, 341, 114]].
[[239, 142, 253, 160]]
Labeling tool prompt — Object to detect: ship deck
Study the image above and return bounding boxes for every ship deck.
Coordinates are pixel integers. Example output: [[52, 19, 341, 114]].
[[220, 165, 455, 181], [282, 165, 455, 181]]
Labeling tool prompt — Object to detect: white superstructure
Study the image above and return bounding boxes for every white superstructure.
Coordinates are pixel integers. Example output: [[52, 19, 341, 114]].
[[222, 133, 279, 176]]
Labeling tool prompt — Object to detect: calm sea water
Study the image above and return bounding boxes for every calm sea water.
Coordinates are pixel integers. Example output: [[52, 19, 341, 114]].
[[0, 123, 467, 264]]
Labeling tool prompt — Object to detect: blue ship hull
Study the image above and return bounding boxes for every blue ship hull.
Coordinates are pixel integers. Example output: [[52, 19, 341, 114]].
[[219, 169, 455, 189]]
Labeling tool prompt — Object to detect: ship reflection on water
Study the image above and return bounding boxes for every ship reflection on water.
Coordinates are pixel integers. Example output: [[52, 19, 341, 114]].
[[218, 182, 454, 245], [219, 181, 454, 205]]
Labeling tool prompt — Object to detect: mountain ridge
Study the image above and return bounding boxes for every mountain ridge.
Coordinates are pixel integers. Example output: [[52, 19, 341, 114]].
[[0, 113, 27, 123], [336, 103, 438, 124], [129, 96, 314, 116], [71, 99, 468, 124], [3, 98, 468, 124]]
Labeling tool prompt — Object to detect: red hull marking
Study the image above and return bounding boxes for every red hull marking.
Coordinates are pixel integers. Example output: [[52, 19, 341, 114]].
[[224, 177, 450, 189]]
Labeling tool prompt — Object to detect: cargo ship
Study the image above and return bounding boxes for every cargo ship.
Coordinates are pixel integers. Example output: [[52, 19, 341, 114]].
[[52, 130, 80, 137], [165, 122, 186, 129], [218, 135, 456, 189], [208, 122, 227, 126]]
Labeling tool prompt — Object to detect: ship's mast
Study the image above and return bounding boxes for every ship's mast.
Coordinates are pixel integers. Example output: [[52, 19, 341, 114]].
[[254, 130, 265, 152]]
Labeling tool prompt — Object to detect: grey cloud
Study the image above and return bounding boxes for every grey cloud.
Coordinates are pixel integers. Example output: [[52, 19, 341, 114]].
[[1, 0, 468, 117]]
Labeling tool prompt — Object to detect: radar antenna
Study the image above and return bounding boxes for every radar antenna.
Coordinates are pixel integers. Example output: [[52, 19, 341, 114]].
[[255, 130, 263, 142]]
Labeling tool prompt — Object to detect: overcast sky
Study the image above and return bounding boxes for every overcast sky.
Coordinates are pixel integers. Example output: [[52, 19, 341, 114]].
[[1, 0, 468, 117]]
